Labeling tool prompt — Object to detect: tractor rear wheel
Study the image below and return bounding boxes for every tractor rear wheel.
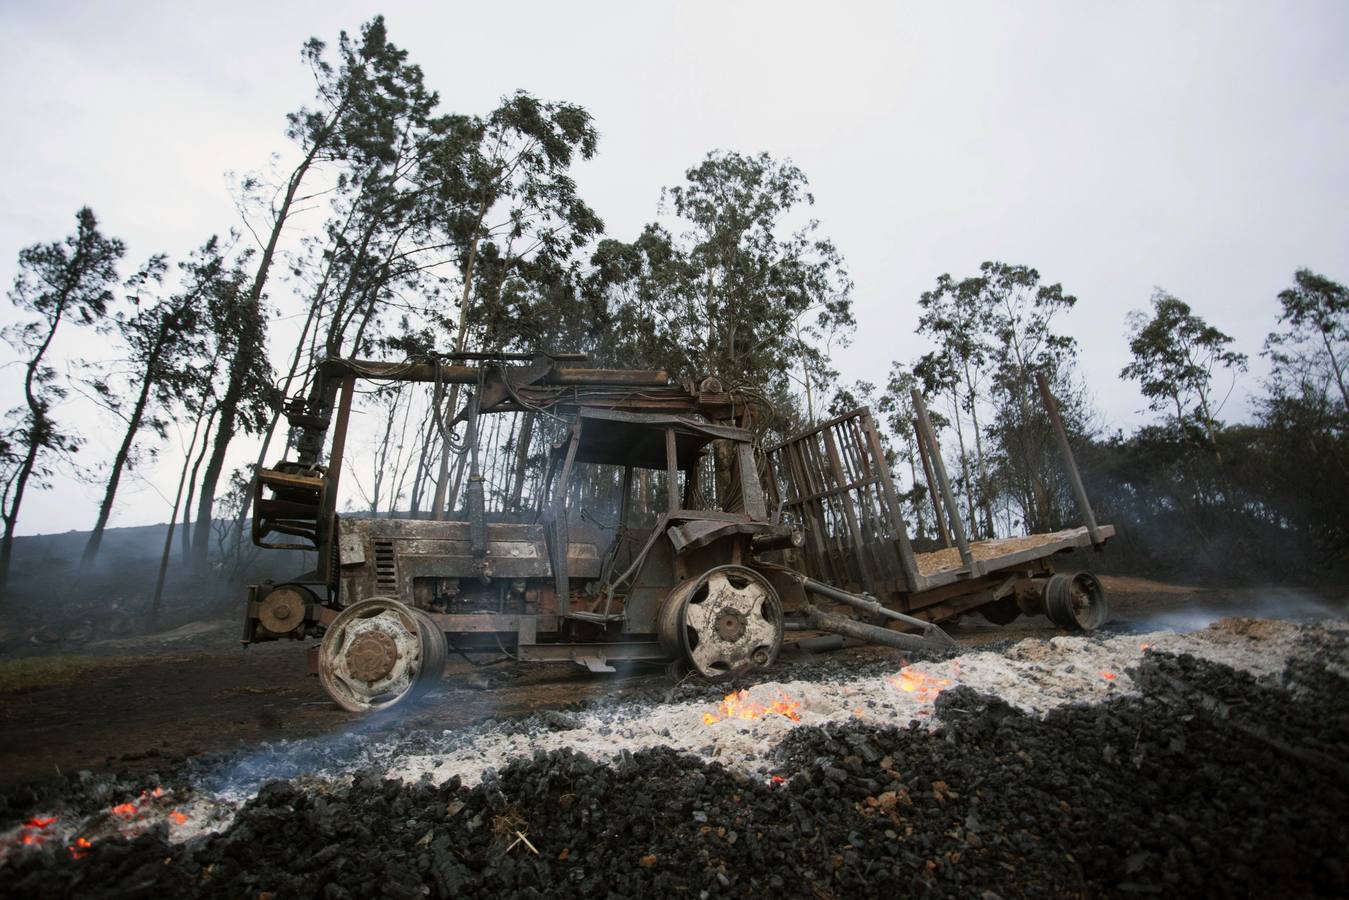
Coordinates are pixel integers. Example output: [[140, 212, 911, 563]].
[[657, 565, 784, 679]]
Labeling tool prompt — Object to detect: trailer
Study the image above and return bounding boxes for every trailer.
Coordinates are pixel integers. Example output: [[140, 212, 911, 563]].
[[242, 354, 1112, 711], [759, 380, 1113, 638]]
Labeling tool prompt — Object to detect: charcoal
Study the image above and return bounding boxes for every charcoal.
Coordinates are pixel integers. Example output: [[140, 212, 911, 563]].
[[2, 651, 1347, 898]]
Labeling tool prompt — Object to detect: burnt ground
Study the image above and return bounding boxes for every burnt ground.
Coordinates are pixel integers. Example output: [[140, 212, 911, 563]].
[[0, 574, 1344, 793], [3, 630, 1347, 897]]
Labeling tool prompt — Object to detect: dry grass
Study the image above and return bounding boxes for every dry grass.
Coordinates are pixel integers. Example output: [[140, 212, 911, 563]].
[[0, 654, 162, 693]]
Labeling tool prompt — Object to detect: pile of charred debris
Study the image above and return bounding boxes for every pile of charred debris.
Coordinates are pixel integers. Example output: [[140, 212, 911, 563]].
[[2, 620, 1346, 899]]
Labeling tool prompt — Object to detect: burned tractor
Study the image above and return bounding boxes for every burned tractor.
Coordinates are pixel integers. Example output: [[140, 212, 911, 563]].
[[243, 354, 1113, 711]]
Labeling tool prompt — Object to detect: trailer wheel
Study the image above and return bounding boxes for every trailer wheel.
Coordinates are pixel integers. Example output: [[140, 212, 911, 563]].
[[318, 597, 447, 712], [657, 565, 784, 679], [1044, 572, 1109, 631]]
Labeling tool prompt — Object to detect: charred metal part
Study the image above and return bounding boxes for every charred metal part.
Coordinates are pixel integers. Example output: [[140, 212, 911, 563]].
[[244, 352, 1117, 712], [797, 575, 956, 649], [795, 634, 846, 652], [797, 605, 949, 653], [657, 565, 784, 678], [318, 597, 448, 712], [980, 596, 1023, 625], [256, 584, 315, 636], [751, 528, 804, 552]]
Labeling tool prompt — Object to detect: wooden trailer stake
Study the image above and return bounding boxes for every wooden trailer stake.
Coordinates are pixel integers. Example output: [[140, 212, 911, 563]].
[[910, 389, 977, 576]]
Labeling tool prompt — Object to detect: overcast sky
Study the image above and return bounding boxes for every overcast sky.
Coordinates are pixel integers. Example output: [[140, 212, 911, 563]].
[[2, 1, 1347, 536]]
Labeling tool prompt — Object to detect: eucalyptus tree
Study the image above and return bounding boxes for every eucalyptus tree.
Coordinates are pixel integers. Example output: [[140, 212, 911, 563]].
[[189, 247, 276, 571], [238, 14, 437, 496], [915, 272, 995, 537], [1122, 291, 1247, 464], [81, 241, 222, 564], [424, 92, 604, 517], [979, 262, 1084, 533], [0, 208, 124, 590], [1267, 268, 1348, 414], [591, 152, 853, 406]]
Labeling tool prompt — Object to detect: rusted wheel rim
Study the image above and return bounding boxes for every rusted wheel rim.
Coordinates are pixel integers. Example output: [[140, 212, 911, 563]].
[[1046, 572, 1109, 631], [659, 565, 783, 678], [318, 597, 444, 712]]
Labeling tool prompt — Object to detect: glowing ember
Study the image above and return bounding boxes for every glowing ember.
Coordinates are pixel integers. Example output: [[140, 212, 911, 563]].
[[151, 787, 165, 798], [25, 817, 56, 829], [885, 665, 953, 702], [110, 802, 138, 817], [169, 810, 188, 825], [1099, 671, 1117, 681], [70, 837, 93, 859], [703, 689, 802, 725]]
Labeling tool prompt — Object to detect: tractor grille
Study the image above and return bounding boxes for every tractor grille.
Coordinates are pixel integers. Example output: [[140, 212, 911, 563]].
[[374, 541, 398, 593]]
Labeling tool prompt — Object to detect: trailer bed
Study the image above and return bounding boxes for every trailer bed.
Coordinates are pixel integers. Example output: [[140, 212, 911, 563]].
[[914, 524, 1116, 579]]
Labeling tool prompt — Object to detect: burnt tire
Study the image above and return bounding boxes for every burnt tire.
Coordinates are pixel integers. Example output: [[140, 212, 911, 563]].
[[318, 597, 448, 712], [1044, 571, 1109, 631], [657, 565, 784, 679]]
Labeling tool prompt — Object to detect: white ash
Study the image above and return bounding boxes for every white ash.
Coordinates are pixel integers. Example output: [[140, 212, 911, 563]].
[[385, 617, 1345, 787]]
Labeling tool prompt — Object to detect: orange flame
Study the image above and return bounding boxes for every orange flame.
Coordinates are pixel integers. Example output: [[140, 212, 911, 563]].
[[885, 665, 953, 702], [110, 802, 137, 817], [169, 810, 188, 825], [703, 689, 801, 725]]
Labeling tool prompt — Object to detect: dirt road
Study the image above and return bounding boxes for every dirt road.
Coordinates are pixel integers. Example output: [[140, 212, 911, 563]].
[[0, 575, 1342, 789]]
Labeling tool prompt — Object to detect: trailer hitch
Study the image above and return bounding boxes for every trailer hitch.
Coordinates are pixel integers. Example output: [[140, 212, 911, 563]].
[[797, 575, 957, 651]]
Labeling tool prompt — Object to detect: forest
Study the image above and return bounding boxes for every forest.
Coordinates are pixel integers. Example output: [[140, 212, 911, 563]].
[[1, 15, 1346, 623]]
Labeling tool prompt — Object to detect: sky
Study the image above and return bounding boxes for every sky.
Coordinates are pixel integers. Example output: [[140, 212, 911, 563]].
[[1, 1, 1347, 535]]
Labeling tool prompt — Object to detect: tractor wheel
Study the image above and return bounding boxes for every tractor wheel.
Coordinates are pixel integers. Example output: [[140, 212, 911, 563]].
[[318, 597, 447, 712], [656, 565, 784, 679]]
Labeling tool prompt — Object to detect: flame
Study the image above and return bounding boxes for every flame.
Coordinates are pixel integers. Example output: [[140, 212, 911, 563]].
[[1099, 670, 1117, 681], [703, 689, 802, 725], [885, 665, 953, 702], [169, 810, 188, 825]]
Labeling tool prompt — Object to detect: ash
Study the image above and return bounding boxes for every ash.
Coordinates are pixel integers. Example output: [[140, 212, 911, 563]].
[[2, 617, 1347, 898]]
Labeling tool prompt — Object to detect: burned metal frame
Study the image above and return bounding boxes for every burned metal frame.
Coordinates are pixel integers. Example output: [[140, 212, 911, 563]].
[[763, 376, 1115, 614], [244, 350, 1116, 710]]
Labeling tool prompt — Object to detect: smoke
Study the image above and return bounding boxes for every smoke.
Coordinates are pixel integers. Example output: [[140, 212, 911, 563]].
[[1123, 586, 1346, 634]]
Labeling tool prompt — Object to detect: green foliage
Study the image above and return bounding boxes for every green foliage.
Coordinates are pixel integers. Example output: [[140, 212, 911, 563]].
[[588, 151, 854, 420], [2, 208, 126, 587], [1266, 268, 1349, 414], [1122, 291, 1247, 435]]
